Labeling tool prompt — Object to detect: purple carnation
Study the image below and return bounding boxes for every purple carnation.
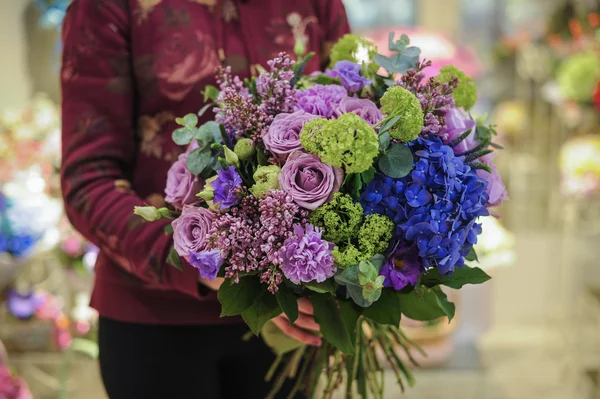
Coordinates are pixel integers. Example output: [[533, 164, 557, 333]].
[[213, 166, 243, 209], [280, 224, 335, 284], [295, 84, 348, 117], [334, 97, 383, 126], [263, 111, 316, 162], [333, 60, 372, 92], [379, 244, 422, 290], [189, 250, 224, 281], [164, 152, 204, 209]]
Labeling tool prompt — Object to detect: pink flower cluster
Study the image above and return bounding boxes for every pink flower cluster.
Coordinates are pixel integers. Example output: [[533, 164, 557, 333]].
[[205, 190, 308, 292]]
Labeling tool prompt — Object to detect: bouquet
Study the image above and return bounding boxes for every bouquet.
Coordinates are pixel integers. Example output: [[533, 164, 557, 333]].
[[135, 33, 505, 398]]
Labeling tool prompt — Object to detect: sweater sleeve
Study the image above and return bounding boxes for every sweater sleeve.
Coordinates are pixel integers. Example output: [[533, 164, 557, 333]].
[[60, 0, 203, 299], [317, 0, 351, 67]]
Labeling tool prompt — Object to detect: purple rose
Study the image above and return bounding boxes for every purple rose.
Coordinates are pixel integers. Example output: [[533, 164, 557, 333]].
[[172, 205, 214, 257], [263, 111, 316, 162], [334, 97, 383, 126], [279, 151, 344, 210], [380, 244, 422, 290], [189, 250, 224, 281], [477, 153, 508, 208], [440, 107, 477, 154], [295, 84, 348, 117], [280, 224, 335, 284], [213, 166, 243, 209], [164, 152, 204, 209], [333, 60, 372, 92]]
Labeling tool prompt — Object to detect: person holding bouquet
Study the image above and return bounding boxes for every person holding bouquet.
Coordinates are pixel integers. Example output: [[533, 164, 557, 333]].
[[60, 0, 349, 398]]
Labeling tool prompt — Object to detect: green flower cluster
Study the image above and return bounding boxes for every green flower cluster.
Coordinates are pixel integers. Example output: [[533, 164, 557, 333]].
[[300, 113, 379, 174], [310, 193, 363, 243], [380, 86, 424, 142], [250, 165, 280, 198], [557, 52, 600, 102], [311, 194, 394, 268], [329, 34, 379, 76], [436, 65, 477, 110]]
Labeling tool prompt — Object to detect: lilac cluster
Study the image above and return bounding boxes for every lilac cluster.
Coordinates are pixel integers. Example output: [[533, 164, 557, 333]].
[[397, 61, 456, 138], [205, 190, 308, 292], [359, 136, 489, 276], [214, 82, 271, 140], [295, 84, 348, 117], [255, 53, 297, 116]]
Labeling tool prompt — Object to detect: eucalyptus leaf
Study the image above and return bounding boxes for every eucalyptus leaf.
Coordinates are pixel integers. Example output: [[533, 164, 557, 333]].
[[197, 102, 213, 118], [172, 127, 194, 146], [202, 85, 220, 102], [183, 113, 198, 127], [186, 148, 212, 175], [379, 132, 391, 151], [402, 46, 421, 58], [374, 54, 393, 71], [334, 265, 360, 287], [358, 261, 378, 286], [218, 277, 263, 317], [311, 294, 355, 355], [362, 283, 382, 303], [345, 284, 375, 308], [369, 254, 386, 271], [379, 143, 414, 178]]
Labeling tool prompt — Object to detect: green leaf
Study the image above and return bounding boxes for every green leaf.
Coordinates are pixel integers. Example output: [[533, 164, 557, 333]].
[[311, 294, 355, 355], [338, 301, 362, 344], [70, 338, 99, 359], [399, 287, 455, 322], [186, 148, 212, 175], [379, 115, 402, 135], [218, 277, 263, 317], [420, 265, 491, 289], [466, 248, 479, 262], [379, 132, 391, 151], [350, 173, 362, 199], [432, 287, 456, 322], [361, 283, 382, 303], [183, 113, 198, 127], [242, 291, 282, 335], [358, 260, 378, 286], [202, 85, 219, 102], [345, 284, 374, 308], [292, 52, 316, 87], [363, 288, 402, 326], [369, 254, 386, 271], [334, 265, 360, 287], [304, 279, 336, 294], [166, 247, 182, 271], [261, 321, 303, 355], [312, 75, 342, 86], [172, 127, 194, 145], [163, 224, 173, 235], [374, 54, 393, 71], [361, 167, 376, 186], [378, 143, 414, 178], [275, 286, 299, 324]]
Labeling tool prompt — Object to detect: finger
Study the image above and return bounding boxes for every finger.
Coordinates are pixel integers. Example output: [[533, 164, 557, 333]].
[[297, 298, 314, 315], [272, 317, 322, 347], [293, 312, 320, 332]]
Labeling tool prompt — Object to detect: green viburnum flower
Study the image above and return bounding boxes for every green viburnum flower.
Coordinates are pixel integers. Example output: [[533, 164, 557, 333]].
[[357, 214, 394, 255], [557, 52, 600, 102], [250, 165, 281, 198], [332, 243, 370, 269], [436, 65, 477, 110], [300, 113, 379, 174], [233, 138, 256, 161], [380, 86, 424, 142], [329, 34, 379, 76], [309, 193, 364, 243]]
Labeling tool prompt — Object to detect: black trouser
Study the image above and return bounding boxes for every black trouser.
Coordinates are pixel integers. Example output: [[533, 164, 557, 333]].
[[99, 317, 301, 399]]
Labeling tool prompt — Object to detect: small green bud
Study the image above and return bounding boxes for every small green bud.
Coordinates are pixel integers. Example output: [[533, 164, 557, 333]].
[[197, 189, 215, 201], [234, 138, 256, 161], [250, 165, 281, 198], [294, 38, 306, 58], [223, 146, 240, 167], [134, 206, 161, 222], [210, 143, 223, 150]]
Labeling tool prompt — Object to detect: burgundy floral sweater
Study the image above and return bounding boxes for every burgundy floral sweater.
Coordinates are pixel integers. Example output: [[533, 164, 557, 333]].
[[60, 0, 350, 325]]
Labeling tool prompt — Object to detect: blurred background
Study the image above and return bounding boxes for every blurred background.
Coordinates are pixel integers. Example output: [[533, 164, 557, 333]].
[[1, 0, 599, 398]]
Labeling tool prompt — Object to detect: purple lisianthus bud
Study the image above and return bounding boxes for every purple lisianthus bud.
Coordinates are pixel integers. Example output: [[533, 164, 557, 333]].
[[477, 153, 508, 208], [332, 60, 372, 92], [280, 224, 335, 284], [379, 244, 422, 290], [334, 97, 383, 126], [440, 107, 477, 154], [172, 205, 214, 257], [295, 84, 348, 117], [263, 111, 316, 162], [212, 166, 243, 209], [7, 289, 43, 319], [279, 151, 344, 210], [189, 250, 224, 281], [164, 152, 204, 209]]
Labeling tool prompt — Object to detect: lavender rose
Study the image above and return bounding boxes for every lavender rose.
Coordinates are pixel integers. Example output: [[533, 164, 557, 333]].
[[172, 205, 214, 257], [279, 151, 344, 210], [164, 152, 204, 209], [333, 60, 372, 92], [280, 224, 335, 284], [334, 97, 383, 126], [263, 111, 316, 161]]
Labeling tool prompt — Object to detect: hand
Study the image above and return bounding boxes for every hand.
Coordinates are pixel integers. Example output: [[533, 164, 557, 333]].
[[271, 298, 322, 347], [199, 276, 224, 291]]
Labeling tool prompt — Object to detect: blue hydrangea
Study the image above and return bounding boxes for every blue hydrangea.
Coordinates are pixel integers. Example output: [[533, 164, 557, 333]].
[[360, 136, 489, 275]]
